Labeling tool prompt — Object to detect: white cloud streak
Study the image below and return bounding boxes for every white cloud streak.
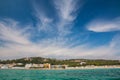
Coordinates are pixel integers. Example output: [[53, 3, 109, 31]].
[[33, 2, 54, 33], [54, 0, 78, 21], [0, 19, 30, 45], [86, 18, 120, 32], [53, 0, 81, 36], [110, 33, 120, 49], [36, 15, 54, 32], [33, 0, 82, 36]]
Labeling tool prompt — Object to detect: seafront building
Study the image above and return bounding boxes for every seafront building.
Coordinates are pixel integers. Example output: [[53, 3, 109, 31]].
[[0, 63, 120, 69], [0, 63, 68, 69], [25, 63, 51, 69], [1, 65, 9, 69], [51, 65, 68, 69]]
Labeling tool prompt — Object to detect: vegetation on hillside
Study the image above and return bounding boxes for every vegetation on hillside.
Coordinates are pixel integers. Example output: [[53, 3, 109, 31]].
[[0, 57, 120, 67]]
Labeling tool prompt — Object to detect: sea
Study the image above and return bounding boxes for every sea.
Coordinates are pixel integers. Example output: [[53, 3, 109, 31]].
[[0, 68, 120, 80]]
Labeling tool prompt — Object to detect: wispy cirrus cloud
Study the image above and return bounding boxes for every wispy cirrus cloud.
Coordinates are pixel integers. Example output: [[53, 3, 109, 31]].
[[86, 18, 120, 32], [110, 33, 120, 49], [32, 2, 54, 33], [36, 15, 54, 32], [53, 0, 82, 35], [54, 0, 79, 21], [0, 19, 30, 45], [32, 0, 81, 36]]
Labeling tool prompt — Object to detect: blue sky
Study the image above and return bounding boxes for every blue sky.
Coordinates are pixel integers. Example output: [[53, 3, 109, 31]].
[[0, 0, 120, 60]]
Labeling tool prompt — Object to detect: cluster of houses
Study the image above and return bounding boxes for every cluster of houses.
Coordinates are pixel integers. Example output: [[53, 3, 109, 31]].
[[0, 63, 68, 69], [1, 62, 120, 69]]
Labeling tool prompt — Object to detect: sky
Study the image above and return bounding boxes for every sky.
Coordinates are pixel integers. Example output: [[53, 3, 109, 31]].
[[0, 0, 120, 60]]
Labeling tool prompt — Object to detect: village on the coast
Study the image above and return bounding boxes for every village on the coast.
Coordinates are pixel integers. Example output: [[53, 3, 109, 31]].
[[0, 57, 120, 70]]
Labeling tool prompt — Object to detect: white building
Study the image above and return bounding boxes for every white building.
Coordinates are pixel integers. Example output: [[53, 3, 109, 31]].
[[17, 63, 23, 65], [25, 64, 32, 69], [1, 65, 9, 69], [80, 62, 86, 65], [39, 64, 44, 68]]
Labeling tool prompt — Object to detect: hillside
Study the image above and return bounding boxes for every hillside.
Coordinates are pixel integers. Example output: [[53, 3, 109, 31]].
[[0, 57, 120, 67]]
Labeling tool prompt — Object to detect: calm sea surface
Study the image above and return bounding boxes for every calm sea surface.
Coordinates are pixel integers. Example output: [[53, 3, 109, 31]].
[[0, 68, 120, 80]]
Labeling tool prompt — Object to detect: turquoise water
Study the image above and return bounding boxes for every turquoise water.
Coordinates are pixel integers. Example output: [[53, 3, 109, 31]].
[[0, 69, 120, 80]]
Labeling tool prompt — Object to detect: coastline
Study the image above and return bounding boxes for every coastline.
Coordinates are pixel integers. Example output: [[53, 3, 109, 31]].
[[0, 65, 120, 70], [65, 65, 120, 70]]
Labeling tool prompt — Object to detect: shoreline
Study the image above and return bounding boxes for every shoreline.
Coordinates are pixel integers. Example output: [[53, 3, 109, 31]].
[[0, 65, 120, 70]]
